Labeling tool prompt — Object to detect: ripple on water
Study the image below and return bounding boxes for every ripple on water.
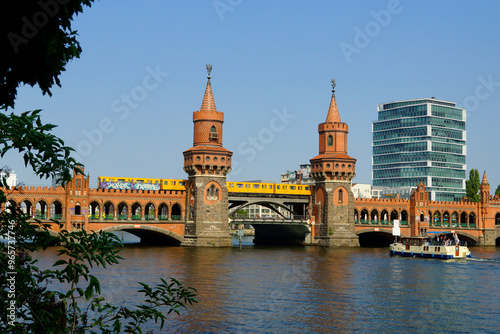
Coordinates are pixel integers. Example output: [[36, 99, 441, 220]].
[[32, 245, 500, 333]]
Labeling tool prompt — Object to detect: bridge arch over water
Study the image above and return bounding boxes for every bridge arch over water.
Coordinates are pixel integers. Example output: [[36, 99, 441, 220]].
[[356, 228, 403, 247], [100, 224, 183, 246]]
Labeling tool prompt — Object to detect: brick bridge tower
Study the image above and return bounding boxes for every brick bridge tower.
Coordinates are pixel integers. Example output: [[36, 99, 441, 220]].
[[479, 171, 494, 245], [310, 79, 359, 246], [182, 65, 233, 247]]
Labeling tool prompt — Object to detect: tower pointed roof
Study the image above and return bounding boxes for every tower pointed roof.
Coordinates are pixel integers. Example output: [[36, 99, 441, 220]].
[[482, 171, 489, 184], [200, 64, 217, 112], [326, 78, 341, 123]]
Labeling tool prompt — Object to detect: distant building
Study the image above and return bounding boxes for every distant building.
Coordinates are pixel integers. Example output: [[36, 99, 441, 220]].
[[352, 183, 373, 198], [372, 98, 466, 201], [281, 163, 314, 185], [0, 169, 17, 188], [352, 183, 415, 199]]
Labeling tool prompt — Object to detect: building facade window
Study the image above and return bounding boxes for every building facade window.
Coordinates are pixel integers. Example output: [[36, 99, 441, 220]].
[[207, 184, 219, 200]]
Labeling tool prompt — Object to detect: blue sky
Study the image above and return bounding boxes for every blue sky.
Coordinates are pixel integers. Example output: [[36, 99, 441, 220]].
[[5, 0, 500, 191]]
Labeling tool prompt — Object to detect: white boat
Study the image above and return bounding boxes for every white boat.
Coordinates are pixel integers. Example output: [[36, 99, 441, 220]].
[[390, 234, 471, 259]]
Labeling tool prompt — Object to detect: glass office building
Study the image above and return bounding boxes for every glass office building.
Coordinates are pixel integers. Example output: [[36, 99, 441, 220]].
[[372, 98, 466, 201]]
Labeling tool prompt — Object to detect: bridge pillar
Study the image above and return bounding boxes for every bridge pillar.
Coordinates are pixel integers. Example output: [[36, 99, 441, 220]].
[[182, 176, 232, 247], [313, 181, 359, 247], [181, 65, 233, 247]]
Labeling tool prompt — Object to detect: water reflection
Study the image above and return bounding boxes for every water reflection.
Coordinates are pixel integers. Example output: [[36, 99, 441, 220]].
[[32, 243, 500, 333]]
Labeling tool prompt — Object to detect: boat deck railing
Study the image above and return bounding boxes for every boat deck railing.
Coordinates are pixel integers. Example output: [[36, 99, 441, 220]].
[[426, 240, 468, 247]]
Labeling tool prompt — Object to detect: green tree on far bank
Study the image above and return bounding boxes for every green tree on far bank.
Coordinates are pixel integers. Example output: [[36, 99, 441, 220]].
[[1, 2, 197, 333], [465, 169, 480, 202], [495, 184, 500, 197]]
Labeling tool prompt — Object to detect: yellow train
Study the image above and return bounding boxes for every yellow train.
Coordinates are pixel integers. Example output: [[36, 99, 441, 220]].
[[98, 177, 313, 196], [227, 182, 313, 196]]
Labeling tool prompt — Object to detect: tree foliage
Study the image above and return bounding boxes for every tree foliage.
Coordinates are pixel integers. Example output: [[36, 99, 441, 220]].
[[1, 2, 197, 332], [0, 213, 197, 333], [1, 1, 95, 109], [465, 168, 480, 202], [495, 184, 500, 197]]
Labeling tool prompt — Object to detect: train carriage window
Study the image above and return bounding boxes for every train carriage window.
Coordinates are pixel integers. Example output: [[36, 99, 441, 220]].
[[277, 185, 281, 189], [180, 181, 186, 186], [237, 184, 243, 188], [290, 186, 296, 190], [253, 184, 260, 189], [305, 187, 310, 190]]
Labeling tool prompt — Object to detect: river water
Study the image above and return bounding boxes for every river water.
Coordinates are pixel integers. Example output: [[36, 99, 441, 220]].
[[35, 236, 500, 333]]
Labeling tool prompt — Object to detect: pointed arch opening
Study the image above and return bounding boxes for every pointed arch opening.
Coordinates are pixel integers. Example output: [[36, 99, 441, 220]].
[[171, 203, 182, 220], [400, 210, 408, 225], [158, 204, 169, 220], [131, 203, 142, 220], [443, 211, 450, 227], [104, 202, 114, 220], [74, 203, 81, 216], [469, 212, 476, 227], [390, 210, 399, 225], [21, 200, 33, 218], [371, 209, 379, 224], [451, 212, 458, 227], [209, 125, 218, 141], [89, 201, 100, 220], [434, 211, 441, 226], [460, 212, 468, 227], [51, 201, 63, 220], [360, 209, 369, 224], [207, 184, 219, 201], [381, 209, 389, 224], [117, 202, 128, 220], [145, 203, 155, 220], [36, 201, 48, 219]]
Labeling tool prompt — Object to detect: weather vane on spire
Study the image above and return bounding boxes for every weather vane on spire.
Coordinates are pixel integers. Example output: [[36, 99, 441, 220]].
[[206, 64, 213, 79], [331, 78, 336, 92]]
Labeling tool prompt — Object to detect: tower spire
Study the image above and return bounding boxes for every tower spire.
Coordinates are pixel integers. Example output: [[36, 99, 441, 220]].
[[482, 171, 489, 185], [200, 64, 217, 112], [326, 78, 341, 123]]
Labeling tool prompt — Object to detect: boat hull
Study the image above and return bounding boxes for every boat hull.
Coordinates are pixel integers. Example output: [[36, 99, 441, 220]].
[[390, 243, 471, 259]]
